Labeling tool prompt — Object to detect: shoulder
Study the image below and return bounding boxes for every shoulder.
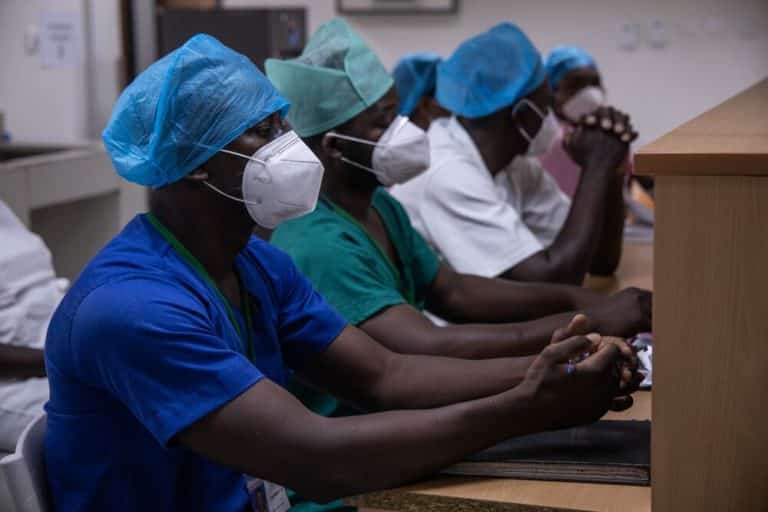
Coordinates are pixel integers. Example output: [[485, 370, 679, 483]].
[[74, 275, 205, 331], [272, 207, 345, 248], [272, 207, 366, 259]]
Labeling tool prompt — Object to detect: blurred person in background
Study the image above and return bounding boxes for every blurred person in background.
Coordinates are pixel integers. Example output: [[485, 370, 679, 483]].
[[0, 200, 66, 454], [542, 45, 654, 232], [392, 52, 451, 132]]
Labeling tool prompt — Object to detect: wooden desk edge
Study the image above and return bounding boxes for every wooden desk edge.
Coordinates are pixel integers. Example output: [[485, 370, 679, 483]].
[[348, 488, 576, 512]]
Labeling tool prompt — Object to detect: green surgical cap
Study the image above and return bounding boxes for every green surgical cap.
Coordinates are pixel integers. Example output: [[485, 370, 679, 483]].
[[266, 18, 394, 137]]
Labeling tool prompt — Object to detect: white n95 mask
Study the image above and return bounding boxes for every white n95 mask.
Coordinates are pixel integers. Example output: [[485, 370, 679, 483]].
[[562, 86, 605, 122], [203, 130, 324, 229], [513, 99, 560, 156], [325, 115, 430, 186]]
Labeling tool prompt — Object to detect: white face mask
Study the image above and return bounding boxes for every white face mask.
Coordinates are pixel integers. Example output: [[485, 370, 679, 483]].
[[513, 99, 560, 156], [325, 115, 430, 186], [203, 130, 324, 229], [562, 86, 605, 122]]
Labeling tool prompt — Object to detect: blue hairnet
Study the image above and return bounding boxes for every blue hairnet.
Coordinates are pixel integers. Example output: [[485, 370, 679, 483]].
[[393, 52, 442, 116], [436, 23, 545, 119], [103, 34, 289, 188], [544, 45, 597, 90]]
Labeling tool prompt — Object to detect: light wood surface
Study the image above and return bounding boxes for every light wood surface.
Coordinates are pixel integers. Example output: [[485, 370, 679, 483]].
[[348, 244, 654, 512], [584, 243, 652, 294], [349, 394, 651, 512], [635, 78, 768, 176], [652, 175, 768, 511], [638, 79, 768, 511]]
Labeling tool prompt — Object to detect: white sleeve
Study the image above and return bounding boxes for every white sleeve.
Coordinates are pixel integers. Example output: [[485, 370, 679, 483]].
[[421, 160, 543, 278], [519, 158, 571, 247]]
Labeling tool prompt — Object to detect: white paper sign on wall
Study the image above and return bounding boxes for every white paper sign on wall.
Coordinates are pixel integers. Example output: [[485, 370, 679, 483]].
[[40, 11, 82, 68]]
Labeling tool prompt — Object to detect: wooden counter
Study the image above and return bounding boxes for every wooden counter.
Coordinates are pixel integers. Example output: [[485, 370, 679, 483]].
[[634, 78, 768, 512], [351, 243, 654, 512], [351, 392, 651, 512]]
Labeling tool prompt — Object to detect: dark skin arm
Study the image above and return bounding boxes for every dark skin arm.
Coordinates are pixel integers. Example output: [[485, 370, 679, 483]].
[[360, 263, 651, 359], [589, 170, 625, 276], [501, 107, 634, 284], [297, 324, 535, 410], [179, 323, 631, 503], [0, 345, 46, 378], [427, 262, 605, 323]]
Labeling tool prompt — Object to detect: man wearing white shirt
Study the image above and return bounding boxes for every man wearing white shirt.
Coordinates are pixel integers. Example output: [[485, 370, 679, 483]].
[[0, 200, 65, 453], [392, 24, 634, 285]]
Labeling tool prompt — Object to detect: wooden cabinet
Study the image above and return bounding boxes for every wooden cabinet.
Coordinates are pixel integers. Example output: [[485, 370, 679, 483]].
[[635, 79, 768, 512]]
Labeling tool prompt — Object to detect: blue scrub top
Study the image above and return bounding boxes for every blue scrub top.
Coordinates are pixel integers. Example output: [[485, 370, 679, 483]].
[[44, 214, 347, 511]]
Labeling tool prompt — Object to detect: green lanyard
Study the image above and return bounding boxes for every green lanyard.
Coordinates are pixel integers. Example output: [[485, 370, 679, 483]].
[[321, 196, 414, 305], [145, 213, 254, 362]]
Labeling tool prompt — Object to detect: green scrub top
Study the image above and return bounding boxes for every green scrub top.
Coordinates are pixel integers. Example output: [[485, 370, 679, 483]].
[[272, 187, 440, 325], [272, 188, 441, 511]]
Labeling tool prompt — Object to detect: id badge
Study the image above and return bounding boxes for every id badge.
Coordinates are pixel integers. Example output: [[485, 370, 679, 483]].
[[246, 476, 291, 512]]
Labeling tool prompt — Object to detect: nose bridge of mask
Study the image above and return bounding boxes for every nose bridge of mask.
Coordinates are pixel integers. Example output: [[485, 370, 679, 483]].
[[218, 130, 306, 183]]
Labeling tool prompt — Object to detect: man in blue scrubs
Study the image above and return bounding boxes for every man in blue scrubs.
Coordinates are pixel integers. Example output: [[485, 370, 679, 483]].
[[44, 35, 639, 511]]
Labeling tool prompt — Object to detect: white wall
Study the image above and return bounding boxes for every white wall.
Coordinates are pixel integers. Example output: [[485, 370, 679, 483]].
[[0, 0, 146, 227], [0, 0, 89, 143], [225, 0, 768, 146]]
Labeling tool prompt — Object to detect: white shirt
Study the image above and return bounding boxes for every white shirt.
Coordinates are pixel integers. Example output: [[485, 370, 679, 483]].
[[0, 200, 65, 452], [391, 116, 571, 278]]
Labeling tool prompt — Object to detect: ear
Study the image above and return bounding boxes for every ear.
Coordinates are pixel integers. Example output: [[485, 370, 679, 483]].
[[184, 167, 209, 182], [321, 133, 343, 160]]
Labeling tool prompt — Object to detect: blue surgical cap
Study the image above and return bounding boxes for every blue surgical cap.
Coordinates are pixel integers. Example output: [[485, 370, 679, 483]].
[[544, 45, 597, 90], [393, 52, 442, 116], [103, 34, 289, 188], [436, 23, 545, 119]]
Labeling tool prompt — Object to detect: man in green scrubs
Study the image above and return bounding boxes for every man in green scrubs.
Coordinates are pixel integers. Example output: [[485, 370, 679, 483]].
[[268, 18, 650, 362], [265, 19, 647, 511]]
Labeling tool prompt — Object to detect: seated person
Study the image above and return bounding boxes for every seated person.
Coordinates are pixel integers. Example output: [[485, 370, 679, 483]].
[[392, 52, 451, 131], [391, 24, 634, 283], [269, 18, 649, 359], [542, 45, 654, 220], [0, 200, 64, 454], [44, 34, 638, 512], [267, 15, 647, 390], [541, 45, 610, 197]]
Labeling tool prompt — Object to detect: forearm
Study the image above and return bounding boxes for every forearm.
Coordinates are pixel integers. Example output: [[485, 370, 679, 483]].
[[507, 167, 615, 284], [307, 388, 540, 501], [589, 174, 625, 276], [372, 352, 536, 410], [185, 380, 543, 504], [0, 345, 46, 378], [430, 273, 603, 324], [375, 312, 574, 360]]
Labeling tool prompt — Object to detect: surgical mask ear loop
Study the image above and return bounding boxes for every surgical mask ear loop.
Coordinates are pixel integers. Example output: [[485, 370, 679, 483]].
[[512, 98, 547, 142], [202, 180, 263, 206], [202, 148, 272, 201], [323, 132, 383, 178], [324, 131, 383, 148]]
